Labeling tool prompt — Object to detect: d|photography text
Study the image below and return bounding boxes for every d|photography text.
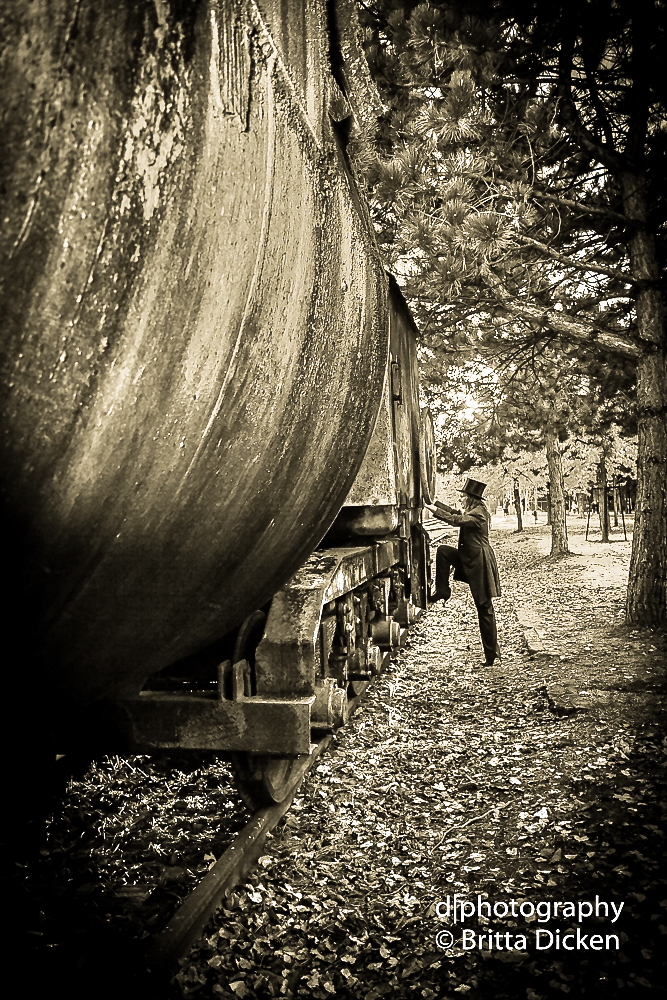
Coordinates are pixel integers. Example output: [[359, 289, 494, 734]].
[[436, 893, 625, 924]]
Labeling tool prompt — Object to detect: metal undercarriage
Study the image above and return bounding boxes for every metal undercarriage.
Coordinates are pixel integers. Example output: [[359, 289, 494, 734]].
[[117, 532, 428, 806], [121, 537, 422, 754]]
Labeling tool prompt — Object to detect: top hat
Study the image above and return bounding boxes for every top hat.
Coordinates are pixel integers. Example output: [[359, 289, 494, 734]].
[[458, 478, 487, 499]]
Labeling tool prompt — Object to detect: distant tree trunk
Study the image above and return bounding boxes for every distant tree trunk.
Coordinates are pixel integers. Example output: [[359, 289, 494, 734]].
[[598, 454, 610, 543], [545, 429, 569, 556], [612, 476, 619, 527], [513, 479, 523, 532]]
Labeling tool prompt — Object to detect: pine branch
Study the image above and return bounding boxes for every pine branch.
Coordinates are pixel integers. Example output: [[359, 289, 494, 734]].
[[481, 272, 641, 359], [533, 191, 633, 226], [514, 235, 632, 283]]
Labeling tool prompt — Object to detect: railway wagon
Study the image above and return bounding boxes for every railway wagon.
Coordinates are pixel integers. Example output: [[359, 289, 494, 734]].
[[1, 0, 435, 805]]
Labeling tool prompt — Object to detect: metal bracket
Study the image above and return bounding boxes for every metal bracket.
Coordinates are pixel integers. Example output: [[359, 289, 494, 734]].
[[254, 540, 401, 696]]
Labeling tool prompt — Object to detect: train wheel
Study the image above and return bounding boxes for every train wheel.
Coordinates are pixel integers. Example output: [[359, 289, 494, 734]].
[[231, 752, 307, 811], [229, 609, 306, 810], [348, 639, 381, 698]]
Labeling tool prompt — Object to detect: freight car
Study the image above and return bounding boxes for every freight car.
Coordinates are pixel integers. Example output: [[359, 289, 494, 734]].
[[1, 0, 435, 807]]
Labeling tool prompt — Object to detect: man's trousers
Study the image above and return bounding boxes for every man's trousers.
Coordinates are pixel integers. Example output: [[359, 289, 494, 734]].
[[436, 544, 501, 663]]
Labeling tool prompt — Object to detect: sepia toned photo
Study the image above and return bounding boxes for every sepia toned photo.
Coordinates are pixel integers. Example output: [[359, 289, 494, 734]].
[[1, 2, 665, 998]]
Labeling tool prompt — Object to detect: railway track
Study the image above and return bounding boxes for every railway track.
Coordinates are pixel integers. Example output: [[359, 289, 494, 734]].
[[145, 735, 332, 972], [11, 626, 424, 998], [144, 689, 370, 976]]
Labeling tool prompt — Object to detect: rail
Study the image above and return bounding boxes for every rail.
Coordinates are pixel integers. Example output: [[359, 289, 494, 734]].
[[144, 692, 368, 973]]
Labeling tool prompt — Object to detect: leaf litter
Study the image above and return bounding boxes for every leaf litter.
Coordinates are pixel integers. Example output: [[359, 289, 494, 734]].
[[6, 521, 666, 1000], [6, 752, 247, 992], [176, 522, 666, 1000]]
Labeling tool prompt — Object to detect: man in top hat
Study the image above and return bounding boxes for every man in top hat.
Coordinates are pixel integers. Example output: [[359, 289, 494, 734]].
[[425, 478, 502, 666]]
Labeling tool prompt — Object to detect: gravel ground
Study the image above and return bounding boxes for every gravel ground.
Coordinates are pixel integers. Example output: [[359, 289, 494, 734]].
[[5, 519, 666, 1000]]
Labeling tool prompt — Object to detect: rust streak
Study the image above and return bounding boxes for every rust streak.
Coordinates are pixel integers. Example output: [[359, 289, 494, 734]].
[[178, 51, 277, 488]]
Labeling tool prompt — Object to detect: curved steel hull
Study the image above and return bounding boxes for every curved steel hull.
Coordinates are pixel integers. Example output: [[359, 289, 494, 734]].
[[0, 1, 387, 706]]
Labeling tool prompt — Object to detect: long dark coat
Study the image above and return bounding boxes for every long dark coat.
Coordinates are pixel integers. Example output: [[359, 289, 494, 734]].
[[437, 501, 501, 604]]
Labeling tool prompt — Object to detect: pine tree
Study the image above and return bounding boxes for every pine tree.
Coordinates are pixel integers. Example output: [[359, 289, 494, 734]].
[[358, 0, 666, 624]]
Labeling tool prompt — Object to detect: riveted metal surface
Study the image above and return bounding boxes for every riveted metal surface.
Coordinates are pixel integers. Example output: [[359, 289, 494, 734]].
[[0, 1, 387, 715], [388, 278, 423, 510], [343, 279, 422, 511]]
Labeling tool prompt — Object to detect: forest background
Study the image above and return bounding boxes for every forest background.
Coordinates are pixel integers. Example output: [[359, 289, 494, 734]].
[[346, 0, 666, 626]]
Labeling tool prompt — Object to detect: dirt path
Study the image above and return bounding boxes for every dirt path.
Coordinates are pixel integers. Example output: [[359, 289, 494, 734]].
[[176, 522, 666, 1000]]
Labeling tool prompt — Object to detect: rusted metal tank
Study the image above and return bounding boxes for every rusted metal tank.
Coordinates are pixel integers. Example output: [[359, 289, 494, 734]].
[[123, 277, 436, 778], [0, 0, 388, 728]]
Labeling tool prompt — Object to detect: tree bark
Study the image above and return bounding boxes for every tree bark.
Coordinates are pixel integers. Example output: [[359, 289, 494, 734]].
[[598, 453, 610, 543], [545, 429, 569, 556], [626, 350, 667, 624], [513, 480, 523, 532], [621, 171, 667, 625]]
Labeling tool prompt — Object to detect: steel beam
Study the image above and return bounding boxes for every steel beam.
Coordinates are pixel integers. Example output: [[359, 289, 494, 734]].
[[119, 691, 315, 754]]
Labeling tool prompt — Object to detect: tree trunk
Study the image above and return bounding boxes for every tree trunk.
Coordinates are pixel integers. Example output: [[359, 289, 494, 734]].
[[598, 454, 610, 543], [622, 169, 667, 626], [626, 350, 667, 624], [612, 476, 619, 527], [513, 480, 523, 532], [545, 429, 569, 556]]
